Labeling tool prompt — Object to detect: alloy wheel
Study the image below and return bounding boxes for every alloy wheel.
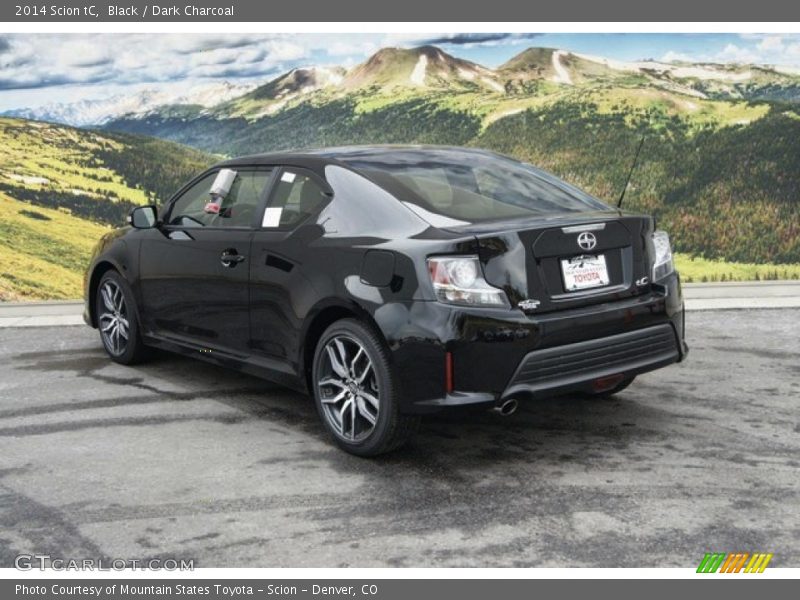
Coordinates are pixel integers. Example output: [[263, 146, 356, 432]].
[[98, 280, 130, 356], [316, 335, 380, 442]]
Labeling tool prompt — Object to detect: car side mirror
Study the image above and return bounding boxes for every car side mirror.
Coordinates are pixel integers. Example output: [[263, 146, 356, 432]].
[[128, 205, 158, 229]]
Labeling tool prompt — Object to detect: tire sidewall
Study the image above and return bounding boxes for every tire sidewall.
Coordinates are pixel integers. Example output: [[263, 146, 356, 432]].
[[311, 319, 398, 456], [96, 271, 142, 364]]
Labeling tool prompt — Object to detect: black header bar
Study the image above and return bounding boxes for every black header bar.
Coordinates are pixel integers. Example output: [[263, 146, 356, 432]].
[[2, 0, 799, 22]]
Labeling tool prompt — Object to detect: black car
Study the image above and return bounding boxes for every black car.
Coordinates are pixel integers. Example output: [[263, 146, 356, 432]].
[[84, 146, 688, 456]]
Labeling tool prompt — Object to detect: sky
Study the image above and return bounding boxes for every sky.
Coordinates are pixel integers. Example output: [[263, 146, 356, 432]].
[[1, 32, 799, 111]]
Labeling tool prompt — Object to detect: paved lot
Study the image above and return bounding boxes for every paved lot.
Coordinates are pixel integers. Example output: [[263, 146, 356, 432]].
[[0, 310, 798, 568], [2, 281, 800, 327]]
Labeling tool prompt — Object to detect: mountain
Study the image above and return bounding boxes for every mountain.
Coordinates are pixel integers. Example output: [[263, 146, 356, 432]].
[[81, 45, 800, 266], [215, 47, 503, 121], [498, 47, 800, 100], [0, 117, 215, 300], [101, 44, 800, 130], [342, 46, 504, 92], [499, 47, 632, 86], [13, 46, 800, 127], [2, 81, 256, 127], [5, 44, 798, 301], [220, 66, 346, 118]]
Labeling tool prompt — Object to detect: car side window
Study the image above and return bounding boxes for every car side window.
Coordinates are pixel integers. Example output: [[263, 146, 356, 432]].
[[168, 169, 272, 228], [262, 169, 329, 229]]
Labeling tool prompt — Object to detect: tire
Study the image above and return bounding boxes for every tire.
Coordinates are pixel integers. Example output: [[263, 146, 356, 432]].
[[311, 318, 419, 457], [95, 270, 150, 365], [586, 376, 636, 398]]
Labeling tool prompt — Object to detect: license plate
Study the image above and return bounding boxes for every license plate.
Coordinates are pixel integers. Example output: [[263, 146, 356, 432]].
[[561, 254, 610, 291]]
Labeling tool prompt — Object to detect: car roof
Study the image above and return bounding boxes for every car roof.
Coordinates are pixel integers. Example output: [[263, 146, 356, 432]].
[[215, 145, 505, 170]]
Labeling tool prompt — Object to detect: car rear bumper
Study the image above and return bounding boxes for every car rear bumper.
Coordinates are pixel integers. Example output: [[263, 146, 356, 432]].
[[502, 323, 680, 399], [378, 272, 687, 413]]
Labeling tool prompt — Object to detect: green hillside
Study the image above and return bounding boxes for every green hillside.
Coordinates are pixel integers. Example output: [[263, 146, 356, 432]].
[[105, 47, 800, 266], [5, 46, 799, 300], [0, 118, 215, 300], [478, 99, 800, 264]]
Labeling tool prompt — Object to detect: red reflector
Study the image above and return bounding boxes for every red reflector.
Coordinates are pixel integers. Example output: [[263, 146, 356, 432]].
[[445, 351, 454, 394], [592, 374, 625, 392]]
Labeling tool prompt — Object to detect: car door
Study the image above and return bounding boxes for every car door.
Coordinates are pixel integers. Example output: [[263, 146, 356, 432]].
[[249, 167, 332, 371], [137, 166, 274, 355]]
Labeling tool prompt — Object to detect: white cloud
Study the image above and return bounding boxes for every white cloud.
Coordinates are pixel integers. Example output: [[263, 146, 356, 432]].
[[786, 43, 800, 58], [661, 34, 800, 68], [757, 35, 784, 52], [716, 43, 759, 64], [263, 40, 308, 62], [0, 34, 319, 92], [661, 50, 694, 63], [3, 33, 800, 113], [326, 40, 379, 57]]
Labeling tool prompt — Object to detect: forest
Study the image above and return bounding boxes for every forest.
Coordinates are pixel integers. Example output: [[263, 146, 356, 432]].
[[108, 95, 800, 264]]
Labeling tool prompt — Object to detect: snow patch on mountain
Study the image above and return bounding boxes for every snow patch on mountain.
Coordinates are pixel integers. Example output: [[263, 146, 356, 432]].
[[482, 77, 505, 93], [668, 66, 752, 81], [317, 66, 345, 86], [573, 52, 756, 82], [410, 55, 428, 86], [457, 68, 476, 81], [773, 65, 800, 76], [572, 52, 642, 72], [551, 50, 573, 85], [6, 173, 50, 185], [3, 81, 257, 127]]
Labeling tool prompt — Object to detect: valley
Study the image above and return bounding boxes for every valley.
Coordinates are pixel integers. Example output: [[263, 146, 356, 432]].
[[0, 118, 214, 299], [1, 45, 798, 299]]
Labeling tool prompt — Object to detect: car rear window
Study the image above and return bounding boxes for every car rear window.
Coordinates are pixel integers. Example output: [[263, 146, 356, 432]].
[[341, 149, 609, 224]]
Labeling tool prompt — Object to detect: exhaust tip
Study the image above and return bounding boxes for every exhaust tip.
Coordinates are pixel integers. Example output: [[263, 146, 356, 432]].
[[493, 398, 518, 417]]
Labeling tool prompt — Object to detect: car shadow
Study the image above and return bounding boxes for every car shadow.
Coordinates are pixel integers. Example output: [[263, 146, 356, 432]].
[[140, 349, 668, 473], [11, 342, 667, 470]]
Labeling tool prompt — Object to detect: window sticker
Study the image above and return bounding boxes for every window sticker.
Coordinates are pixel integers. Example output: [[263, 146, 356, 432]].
[[262, 207, 283, 227], [281, 171, 296, 183]]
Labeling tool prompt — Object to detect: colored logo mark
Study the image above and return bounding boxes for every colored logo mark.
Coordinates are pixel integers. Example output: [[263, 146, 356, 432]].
[[697, 552, 773, 573]]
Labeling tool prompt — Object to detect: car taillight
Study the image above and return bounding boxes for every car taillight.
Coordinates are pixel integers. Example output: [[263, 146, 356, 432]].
[[651, 230, 674, 281], [427, 256, 509, 307]]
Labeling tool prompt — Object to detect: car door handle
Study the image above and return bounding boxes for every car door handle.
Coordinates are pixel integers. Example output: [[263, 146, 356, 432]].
[[220, 249, 246, 267]]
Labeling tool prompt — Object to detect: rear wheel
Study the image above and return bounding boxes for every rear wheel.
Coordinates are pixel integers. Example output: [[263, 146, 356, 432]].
[[312, 318, 418, 456], [96, 271, 149, 365]]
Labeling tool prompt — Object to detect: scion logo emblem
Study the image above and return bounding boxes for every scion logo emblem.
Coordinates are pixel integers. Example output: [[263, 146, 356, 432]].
[[577, 231, 597, 251], [518, 299, 541, 311]]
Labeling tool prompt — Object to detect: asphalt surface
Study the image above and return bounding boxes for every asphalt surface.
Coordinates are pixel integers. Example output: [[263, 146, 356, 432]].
[[0, 310, 798, 568], [3, 283, 800, 328]]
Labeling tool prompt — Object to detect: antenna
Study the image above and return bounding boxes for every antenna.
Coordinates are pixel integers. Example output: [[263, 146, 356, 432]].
[[617, 135, 645, 209]]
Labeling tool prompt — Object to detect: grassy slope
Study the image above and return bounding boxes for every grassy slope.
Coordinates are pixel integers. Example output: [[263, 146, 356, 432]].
[[0, 118, 148, 207], [0, 193, 109, 300], [477, 101, 800, 264], [5, 56, 799, 302], [0, 117, 215, 300], [674, 254, 800, 283], [106, 83, 800, 269]]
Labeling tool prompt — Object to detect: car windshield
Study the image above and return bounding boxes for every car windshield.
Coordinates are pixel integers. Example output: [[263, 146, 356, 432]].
[[338, 148, 610, 224]]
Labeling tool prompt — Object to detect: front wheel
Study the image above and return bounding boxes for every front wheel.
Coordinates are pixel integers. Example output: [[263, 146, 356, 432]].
[[96, 271, 149, 365], [312, 319, 418, 457]]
